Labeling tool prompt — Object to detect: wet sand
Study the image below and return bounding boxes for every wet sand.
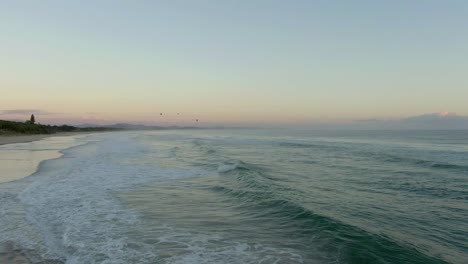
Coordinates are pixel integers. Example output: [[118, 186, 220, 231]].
[[0, 134, 51, 146], [0, 132, 87, 146], [0, 132, 93, 184], [0, 134, 85, 263]]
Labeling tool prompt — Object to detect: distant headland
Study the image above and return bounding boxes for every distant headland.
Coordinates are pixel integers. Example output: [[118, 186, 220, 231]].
[[0, 115, 225, 136], [0, 114, 116, 135]]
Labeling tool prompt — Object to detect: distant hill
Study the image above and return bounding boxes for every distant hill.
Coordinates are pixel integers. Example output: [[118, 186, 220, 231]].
[[399, 113, 468, 129], [106, 123, 161, 130], [0, 120, 117, 135], [356, 112, 468, 129], [78, 123, 204, 130]]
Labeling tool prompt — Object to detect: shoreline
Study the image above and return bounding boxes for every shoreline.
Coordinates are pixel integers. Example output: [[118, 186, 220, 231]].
[[0, 131, 102, 146], [0, 132, 99, 263], [0, 132, 98, 184], [0, 134, 51, 146]]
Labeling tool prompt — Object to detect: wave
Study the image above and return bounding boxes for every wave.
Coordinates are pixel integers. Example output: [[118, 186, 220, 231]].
[[278, 141, 347, 151], [278, 139, 468, 173], [210, 169, 448, 264], [12, 133, 203, 263], [380, 155, 468, 172], [430, 163, 468, 170], [217, 161, 250, 173], [217, 164, 238, 173], [191, 139, 218, 155]]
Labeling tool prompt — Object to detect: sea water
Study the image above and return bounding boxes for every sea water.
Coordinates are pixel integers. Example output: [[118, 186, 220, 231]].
[[0, 129, 467, 263]]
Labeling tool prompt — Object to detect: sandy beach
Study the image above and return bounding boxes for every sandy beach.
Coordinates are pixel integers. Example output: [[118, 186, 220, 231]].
[[0, 133, 80, 264], [0, 132, 86, 146], [0, 134, 51, 146], [0, 132, 94, 184]]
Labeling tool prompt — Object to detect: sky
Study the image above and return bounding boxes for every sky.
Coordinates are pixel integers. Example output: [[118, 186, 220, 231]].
[[1, 0, 467, 126]]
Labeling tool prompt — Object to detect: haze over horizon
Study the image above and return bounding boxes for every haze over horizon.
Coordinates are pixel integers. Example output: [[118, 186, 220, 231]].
[[2, 1, 467, 126]]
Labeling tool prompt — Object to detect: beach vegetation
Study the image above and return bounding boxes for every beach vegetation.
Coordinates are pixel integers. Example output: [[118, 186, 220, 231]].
[[0, 120, 117, 135]]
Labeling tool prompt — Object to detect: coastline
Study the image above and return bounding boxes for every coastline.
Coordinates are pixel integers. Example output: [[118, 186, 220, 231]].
[[0, 132, 94, 263], [0, 132, 92, 146], [0, 134, 51, 146], [0, 132, 96, 184]]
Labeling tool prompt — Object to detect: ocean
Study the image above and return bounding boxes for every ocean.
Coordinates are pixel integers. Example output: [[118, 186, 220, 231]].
[[0, 129, 467, 263]]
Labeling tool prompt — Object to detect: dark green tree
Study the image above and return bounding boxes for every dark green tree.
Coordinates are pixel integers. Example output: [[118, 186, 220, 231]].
[[30, 114, 35, 124]]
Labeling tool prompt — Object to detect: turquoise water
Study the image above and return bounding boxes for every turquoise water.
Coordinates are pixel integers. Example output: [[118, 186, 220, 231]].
[[0, 130, 467, 263]]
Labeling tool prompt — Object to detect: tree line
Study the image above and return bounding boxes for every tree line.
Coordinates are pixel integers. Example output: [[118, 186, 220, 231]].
[[0, 118, 116, 135]]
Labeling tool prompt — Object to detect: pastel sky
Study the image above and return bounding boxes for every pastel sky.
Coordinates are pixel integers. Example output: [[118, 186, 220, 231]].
[[1, 1, 467, 126]]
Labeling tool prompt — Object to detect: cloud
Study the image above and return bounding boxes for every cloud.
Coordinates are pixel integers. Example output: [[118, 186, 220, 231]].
[[438, 111, 456, 117], [402, 112, 468, 123], [0, 109, 58, 115]]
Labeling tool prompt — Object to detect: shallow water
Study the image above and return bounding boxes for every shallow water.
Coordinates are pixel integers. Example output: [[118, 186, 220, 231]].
[[0, 129, 467, 263], [0, 136, 85, 183]]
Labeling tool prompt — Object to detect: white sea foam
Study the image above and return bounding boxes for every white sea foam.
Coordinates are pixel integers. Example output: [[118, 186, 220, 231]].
[[152, 227, 304, 264], [2, 131, 308, 263], [0, 135, 88, 184], [166, 239, 304, 264], [14, 132, 206, 263], [217, 163, 239, 173]]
